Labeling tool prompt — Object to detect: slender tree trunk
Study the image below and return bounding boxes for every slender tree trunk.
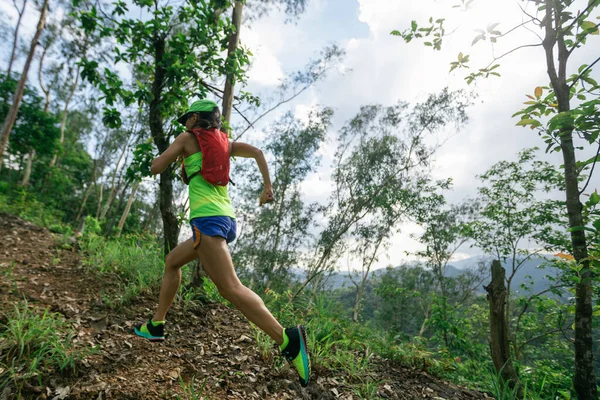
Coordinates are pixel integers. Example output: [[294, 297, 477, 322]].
[[485, 260, 522, 398], [0, 0, 48, 172], [352, 240, 381, 323], [115, 181, 140, 237], [100, 142, 129, 220], [75, 168, 97, 222], [419, 302, 432, 337], [38, 42, 51, 112], [221, 1, 244, 131], [542, 3, 596, 398], [7, 0, 28, 79], [20, 149, 35, 186], [105, 181, 130, 236], [49, 66, 81, 168], [190, 259, 208, 288], [21, 43, 50, 188], [150, 36, 179, 255], [440, 278, 449, 348], [352, 283, 363, 323], [95, 183, 103, 219], [143, 200, 160, 232]]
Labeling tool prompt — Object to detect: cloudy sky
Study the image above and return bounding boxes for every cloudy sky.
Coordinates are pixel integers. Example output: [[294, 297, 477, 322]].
[[234, 0, 599, 268], [2, 0, 598, 270]]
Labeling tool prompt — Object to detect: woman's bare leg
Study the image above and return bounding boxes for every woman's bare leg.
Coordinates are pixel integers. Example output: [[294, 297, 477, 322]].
[[196, 234, 284, 345], [153, 238, 197, 322]]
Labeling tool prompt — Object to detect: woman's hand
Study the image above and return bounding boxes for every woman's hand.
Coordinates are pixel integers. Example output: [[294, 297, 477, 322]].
[[259, 185, 274, 206]]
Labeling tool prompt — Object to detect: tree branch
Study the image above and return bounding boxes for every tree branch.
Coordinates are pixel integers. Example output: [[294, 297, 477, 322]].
[[562, 0, 600, 34], [579, 141, 600, 195], [233, 76, 321, 141], [496, 18, 538, 39], [520, 328, 564, 348], [568, 55, 600, 89], [567, 23, 600, 58], [489, 43, 543, 69]]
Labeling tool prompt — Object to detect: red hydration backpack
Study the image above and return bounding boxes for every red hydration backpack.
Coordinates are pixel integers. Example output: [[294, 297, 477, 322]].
[[182, 128, 231, 186]]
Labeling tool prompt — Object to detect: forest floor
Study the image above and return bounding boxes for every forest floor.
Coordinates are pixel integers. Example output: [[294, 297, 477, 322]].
[[0, 213, 493, 400]]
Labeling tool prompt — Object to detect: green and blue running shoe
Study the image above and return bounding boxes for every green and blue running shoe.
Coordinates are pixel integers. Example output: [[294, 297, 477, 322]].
[[280, 325, 310, 387], [134, 319, 165, 342]]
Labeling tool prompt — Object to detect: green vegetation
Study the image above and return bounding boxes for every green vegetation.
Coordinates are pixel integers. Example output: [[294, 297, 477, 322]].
[[0, 301, 90, 394]]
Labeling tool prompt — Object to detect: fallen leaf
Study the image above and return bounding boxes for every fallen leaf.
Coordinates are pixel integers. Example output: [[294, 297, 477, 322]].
[[52, 386, 70, 400], [235, 335, 252, 343]]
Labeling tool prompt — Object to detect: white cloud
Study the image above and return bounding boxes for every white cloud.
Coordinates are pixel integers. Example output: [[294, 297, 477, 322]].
[[246, 48, 285, 86], [299, 171, 333, 201]]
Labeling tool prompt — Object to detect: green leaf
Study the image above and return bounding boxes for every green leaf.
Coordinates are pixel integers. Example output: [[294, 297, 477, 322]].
[[581, 20, 599, 34], [590, 191, 600, 206], [516, 119, 539, 127], [472, 34, 485, 46], [390, 30, 401, 36], [578, 154, 600, 169]]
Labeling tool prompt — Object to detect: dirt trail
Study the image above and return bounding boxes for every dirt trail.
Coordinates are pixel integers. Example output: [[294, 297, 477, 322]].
[[0, 213, 492, 400]]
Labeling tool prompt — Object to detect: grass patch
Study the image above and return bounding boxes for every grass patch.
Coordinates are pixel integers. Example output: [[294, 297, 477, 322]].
[[80, 233, 165, 309], [0, 301, 91, 394]]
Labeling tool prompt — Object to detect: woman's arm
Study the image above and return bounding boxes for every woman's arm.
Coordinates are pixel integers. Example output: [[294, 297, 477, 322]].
[[151, 133, 186, 175], [230, 142, 274, 205]]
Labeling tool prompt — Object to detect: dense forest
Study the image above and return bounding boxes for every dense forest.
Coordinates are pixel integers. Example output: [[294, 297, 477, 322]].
[[0, 0, 599, 399]]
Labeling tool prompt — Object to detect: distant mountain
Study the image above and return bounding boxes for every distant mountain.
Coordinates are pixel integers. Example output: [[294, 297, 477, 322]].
[[294, 256, 561, 295]]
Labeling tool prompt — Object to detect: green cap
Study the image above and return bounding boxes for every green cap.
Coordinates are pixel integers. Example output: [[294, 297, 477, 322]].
[[176, 99, 219, 125]]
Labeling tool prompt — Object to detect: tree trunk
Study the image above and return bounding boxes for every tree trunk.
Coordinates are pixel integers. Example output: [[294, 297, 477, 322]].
[[49, 65, 81, 168], [104, 181, 130, 236], [20, 149, 35, 186], [21, 43, 50, 188], [99, 142, 129, 220], [7, 0, 28, 79], [143, 200, 160, 232], [352, 240, 381, 323], [484, 260, 522, 398], [541, 3, 596, 398], [150, 37, 179, 255], [75, 168, 96, 222], [190, 259, 208, 287], [38, 42, 51, 112], [0, 0, 48, 172], [115, 181, 140, 237], [419, 302, 432, 337], [440, 278, 449, 348], [352, 284, 362, 323], [221, 1, 244, 131], [95, 183, 103, 219]]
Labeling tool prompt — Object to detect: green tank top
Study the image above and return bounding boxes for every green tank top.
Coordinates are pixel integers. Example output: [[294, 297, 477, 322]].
[[184, 152, 235, 221]]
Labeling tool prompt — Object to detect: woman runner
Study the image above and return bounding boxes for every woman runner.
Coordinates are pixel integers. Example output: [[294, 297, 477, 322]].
[[133, 99, 310, 387]]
